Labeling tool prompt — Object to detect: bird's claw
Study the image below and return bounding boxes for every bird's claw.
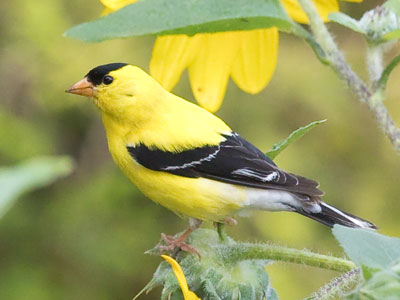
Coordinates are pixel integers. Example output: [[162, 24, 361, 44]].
[[158, 233, 201, 258]]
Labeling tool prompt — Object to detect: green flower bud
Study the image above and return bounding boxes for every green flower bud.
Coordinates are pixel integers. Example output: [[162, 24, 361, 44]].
[[143, 229, 278, 300], [359, 6, 400, 44]]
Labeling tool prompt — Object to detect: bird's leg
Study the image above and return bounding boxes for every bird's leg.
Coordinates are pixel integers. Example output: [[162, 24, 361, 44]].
[[222, 216, 238, 226], [159, 218, 202, 258], [216, 222, 227, 242], [213, 217, 237, 241]]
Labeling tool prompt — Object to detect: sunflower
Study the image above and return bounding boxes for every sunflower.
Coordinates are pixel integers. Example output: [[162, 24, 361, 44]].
[[101, 0, 361, 112]]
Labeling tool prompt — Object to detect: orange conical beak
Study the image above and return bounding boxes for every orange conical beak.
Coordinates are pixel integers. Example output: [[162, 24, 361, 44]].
[[66, 77, 96, 97]]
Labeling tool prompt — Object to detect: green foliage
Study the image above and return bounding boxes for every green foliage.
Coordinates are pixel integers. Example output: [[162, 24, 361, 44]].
[[328, 13, 364, 34], [385, 0, 400, 18], [144, 229, 277, 300], [2, 0, 400, 299], [0, 156, 74, 218], [333, 225, 400, 270], [332, 226, 400, 299], [377, 55, 400, 91], [0, 109, 54, 161], [329, 4, 400, 44], [354, 262, 400, 300], [64, 0, 292, 42], [142, 228, 360, 299], [305, 270, 361, 300], [266, 120, 326, 160]]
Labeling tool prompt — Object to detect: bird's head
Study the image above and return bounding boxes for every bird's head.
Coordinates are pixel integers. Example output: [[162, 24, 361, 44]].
[[66, 63, 164, 118]]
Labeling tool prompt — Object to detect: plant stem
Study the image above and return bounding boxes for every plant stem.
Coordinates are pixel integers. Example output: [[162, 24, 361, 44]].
[[306, 269, 362, 300], [220, 243, 357, 272], [298, 0, 400, 152], [367, 45, 384, 85], [216, 222, 227, 242]]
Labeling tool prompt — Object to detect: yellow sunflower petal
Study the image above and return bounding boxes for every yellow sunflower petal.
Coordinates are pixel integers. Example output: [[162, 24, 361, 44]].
[[100, 0, 137, 11], [188, 32, 240, 112], [101, 8, 114, 16], [281, 0, 339, 23], [161, 255, 201, 300], [231, 28, 278, 95], [150, 35, 200, 91]]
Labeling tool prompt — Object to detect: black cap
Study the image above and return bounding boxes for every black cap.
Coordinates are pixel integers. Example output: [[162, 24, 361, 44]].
[[86, 63, 128, 86]]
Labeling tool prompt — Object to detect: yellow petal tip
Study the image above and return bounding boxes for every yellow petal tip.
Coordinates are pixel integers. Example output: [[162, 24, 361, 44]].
[[161, 255, 201, 300]]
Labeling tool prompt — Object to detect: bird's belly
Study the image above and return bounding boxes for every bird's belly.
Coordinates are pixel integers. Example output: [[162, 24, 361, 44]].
[[121, 160, 247, 221]]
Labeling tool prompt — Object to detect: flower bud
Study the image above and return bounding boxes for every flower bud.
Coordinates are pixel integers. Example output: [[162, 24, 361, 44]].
[[142, 229, 278, 300], [359, 6, 400, 44]]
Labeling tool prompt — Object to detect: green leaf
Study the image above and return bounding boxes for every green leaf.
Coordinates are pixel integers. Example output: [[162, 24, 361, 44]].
[[0, 156, 74, 218], [291, 23, 328, 65], [266, 119, 326, 160], [333, 225, 400, 270], [383, 29, 400, 40], [346, 260, 400, 300], [359, 269, 400, 300], [64, 0, 292, 42], [329, 13, 365, 34], [377, 55, 400, 91], [385, 0, 400, 16], [132, 261, 171, 300]]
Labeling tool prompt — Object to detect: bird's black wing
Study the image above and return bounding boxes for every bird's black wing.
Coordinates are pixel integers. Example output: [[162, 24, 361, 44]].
[[127, 133, 323, 198]]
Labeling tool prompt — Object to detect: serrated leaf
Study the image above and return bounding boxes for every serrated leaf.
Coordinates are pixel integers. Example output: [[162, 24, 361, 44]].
[[333, 225, 400, 270], [0, 156, 74, 218], [266, 119, 326, 160], [65, 0, 292, 42], [328, 13, 365, 34]]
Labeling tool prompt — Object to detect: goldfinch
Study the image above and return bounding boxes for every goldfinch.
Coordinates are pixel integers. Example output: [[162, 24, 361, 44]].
[[67, 63, 376, 243]]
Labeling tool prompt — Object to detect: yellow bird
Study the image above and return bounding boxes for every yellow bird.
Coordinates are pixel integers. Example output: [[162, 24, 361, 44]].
[[67, 63, 375, 250]]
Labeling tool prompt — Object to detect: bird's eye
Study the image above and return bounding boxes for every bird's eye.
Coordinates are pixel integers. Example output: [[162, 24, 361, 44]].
[[102, 75, 114, 85]]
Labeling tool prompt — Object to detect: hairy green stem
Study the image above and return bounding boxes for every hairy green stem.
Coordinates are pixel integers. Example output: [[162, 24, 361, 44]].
[[367, 45, 384, 85], [298, 0, 400, 152], [306, 269, 362, 300], [216, 222, 227, 242], [219, 243, 357, 272]]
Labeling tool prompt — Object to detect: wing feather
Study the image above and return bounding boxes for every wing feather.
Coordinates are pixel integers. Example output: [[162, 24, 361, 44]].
[[127, 133, 323, 198]]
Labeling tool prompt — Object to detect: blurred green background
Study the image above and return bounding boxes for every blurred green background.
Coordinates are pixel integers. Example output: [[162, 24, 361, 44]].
[[0, 0, 398, 299]]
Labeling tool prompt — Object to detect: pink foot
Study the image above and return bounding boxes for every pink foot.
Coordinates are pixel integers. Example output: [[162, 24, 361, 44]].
[[159, 233, 201, 258]]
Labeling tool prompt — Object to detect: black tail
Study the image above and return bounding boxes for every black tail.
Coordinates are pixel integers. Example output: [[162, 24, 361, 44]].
[[297, 202, 377, 229]]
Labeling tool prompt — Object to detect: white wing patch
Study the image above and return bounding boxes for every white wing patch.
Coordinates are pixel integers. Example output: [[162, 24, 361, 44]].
[[231, 168, 278, 182], [162, 146, 221, 171]]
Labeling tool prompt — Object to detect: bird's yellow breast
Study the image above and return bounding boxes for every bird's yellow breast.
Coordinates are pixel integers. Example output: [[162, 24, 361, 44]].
[[101, 112, 246, 221]]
